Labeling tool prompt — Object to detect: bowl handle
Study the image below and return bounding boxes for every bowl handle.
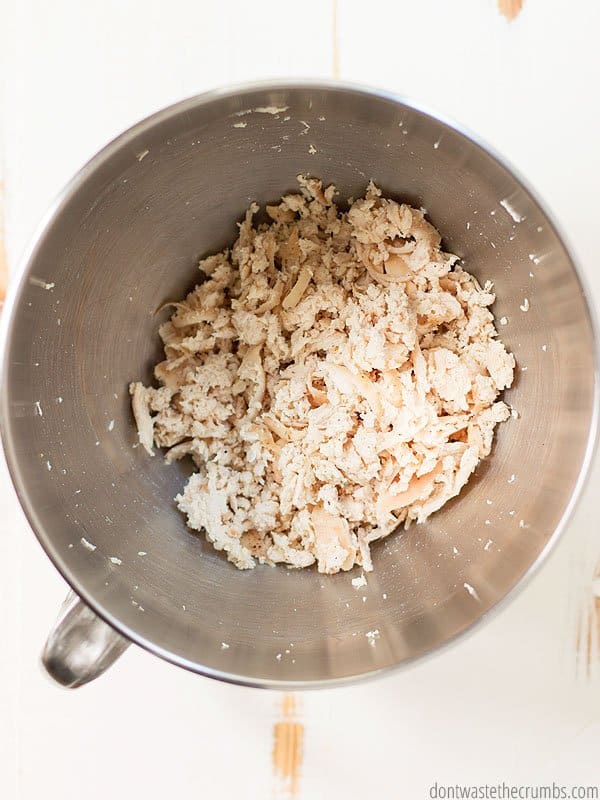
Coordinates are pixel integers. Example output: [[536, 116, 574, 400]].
[[41, 590, 130, 688]]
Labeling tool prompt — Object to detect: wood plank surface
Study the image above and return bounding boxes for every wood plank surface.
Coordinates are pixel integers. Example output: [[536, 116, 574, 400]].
[[1, 1, 599, 797]]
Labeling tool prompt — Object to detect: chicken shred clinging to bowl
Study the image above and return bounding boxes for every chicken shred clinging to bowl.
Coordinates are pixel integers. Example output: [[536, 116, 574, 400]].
[[129, 176, 515, 574]]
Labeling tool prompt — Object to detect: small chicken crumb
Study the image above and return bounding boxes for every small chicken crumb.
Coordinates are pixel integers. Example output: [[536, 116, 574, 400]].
[[519, 298, 530, 312], [463, 582, 480, 601], [130, 177, 514, 574], [81, 537, 96, 551], [366, 629, 380, 647], [30, 277, 55, 290], [351, 574, 367, 589]]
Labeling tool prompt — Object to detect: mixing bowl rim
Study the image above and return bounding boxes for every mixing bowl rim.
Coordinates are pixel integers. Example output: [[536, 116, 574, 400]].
[[1, 79, 598, 689]]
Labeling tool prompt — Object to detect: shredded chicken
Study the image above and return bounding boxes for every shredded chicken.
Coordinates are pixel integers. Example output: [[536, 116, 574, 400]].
[[129, 177, 515, 573]]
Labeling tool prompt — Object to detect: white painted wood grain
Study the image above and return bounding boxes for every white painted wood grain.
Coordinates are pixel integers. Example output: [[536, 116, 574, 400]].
[[1, 1, 599, 797]]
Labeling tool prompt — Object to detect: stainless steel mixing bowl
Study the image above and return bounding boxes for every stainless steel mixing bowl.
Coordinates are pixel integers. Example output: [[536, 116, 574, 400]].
[[1, 82, 597, 689]]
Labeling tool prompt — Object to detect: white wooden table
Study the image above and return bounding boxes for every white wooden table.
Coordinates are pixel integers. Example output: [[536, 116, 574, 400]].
[[2, 1, 600, 797]]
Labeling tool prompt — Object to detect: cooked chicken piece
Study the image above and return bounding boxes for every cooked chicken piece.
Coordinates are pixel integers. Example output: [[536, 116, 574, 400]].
[[311, 506, 356, 574], [129, 382, 155, 456], [130, 176, 514, 573]]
